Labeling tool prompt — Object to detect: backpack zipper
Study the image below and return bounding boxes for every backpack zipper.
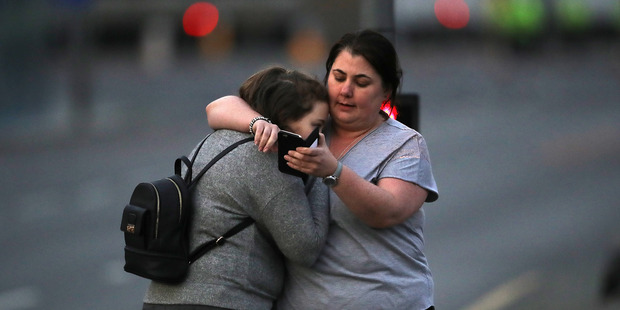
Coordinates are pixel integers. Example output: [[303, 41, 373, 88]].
[[149, 183, 161, 239], [166, 178, 183, 223]]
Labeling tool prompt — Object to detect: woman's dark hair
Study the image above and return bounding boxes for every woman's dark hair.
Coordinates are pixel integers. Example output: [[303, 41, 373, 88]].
[[324, 29, 402, 111], [239, 66, 328, 129]]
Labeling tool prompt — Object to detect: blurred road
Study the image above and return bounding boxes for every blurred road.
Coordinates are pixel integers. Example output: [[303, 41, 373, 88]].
[[1, 37, 620, 310]]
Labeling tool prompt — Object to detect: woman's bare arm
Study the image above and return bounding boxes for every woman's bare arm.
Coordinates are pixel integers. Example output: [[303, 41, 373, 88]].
[[286, 134, 427, 228], [205, 96, 279, 152]]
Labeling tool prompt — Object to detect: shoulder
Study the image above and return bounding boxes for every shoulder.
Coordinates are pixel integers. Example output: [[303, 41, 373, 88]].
[[210, 129, 253, 143], [203, 130, 260, 156], [382, 118, 421, 138], [363, 119, 424, 152]]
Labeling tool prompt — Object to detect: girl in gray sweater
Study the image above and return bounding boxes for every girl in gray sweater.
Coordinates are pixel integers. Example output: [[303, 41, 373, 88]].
[[143, 67, 330, 310]]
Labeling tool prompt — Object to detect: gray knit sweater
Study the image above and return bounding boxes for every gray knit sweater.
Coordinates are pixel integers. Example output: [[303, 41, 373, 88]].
[[143, 130, 330, 310]]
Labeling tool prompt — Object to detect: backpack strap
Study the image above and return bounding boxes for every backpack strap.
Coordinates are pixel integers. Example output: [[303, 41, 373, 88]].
[[175, 135, 254, 186], [182, 135, 255, 264], [175, 133, 210, 183], [188, 217, 255, 264], [175, 133, 213, 184], [188, 136, 254, 189]]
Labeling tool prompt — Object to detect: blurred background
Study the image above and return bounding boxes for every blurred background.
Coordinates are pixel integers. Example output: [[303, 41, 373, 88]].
[[1, 0, 620, 309]]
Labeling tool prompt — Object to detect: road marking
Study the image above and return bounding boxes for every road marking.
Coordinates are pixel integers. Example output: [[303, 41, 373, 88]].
[[0, 286, 40, 310], [461, 270, 541, 310]]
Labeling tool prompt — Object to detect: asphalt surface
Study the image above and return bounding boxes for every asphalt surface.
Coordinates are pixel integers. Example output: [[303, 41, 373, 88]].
[[1, 37, 620, 309]]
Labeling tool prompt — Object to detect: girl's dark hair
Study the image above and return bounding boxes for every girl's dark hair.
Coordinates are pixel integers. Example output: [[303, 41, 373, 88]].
[[324, 29, 402, 111], [239, 66, 328, 129]]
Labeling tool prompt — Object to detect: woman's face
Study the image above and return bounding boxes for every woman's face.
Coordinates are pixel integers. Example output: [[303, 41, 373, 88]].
[[285, 101, 329, 140], [327, 50, 390, 130]]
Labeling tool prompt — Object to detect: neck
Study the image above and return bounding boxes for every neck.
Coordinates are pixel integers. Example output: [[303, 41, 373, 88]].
[[332, 116, 384, 140], [329, 116, 384, 159]]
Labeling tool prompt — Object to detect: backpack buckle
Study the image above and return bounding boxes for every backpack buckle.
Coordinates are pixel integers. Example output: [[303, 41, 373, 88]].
[[215, 236, 226, 246], [126, 224, 136, 234]]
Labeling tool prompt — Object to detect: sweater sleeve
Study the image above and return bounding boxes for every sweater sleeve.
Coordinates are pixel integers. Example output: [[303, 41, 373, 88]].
[[256, 177, 330, 267]]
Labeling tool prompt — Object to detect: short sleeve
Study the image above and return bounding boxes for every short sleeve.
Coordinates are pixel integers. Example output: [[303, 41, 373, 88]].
[[380, 135, 439, 202]]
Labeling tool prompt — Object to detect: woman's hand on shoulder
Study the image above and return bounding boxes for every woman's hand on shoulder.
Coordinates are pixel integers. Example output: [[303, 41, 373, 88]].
[[252, 120, 280, 152]]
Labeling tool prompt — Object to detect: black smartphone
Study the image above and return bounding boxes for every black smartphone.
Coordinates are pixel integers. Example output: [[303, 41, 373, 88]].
[[277, 126, 320, 178]]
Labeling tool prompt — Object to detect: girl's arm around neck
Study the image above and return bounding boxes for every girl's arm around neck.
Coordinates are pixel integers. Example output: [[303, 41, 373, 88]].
[[206, 95, 258, 132], [205, 96, 279, 152]]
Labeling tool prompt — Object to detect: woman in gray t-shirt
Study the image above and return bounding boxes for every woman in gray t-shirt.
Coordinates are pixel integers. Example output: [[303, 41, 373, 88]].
[[206, 30, 439, 310]]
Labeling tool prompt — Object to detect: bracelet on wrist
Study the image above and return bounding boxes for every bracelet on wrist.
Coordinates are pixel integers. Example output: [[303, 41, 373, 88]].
[[249, 116, 271, 136]]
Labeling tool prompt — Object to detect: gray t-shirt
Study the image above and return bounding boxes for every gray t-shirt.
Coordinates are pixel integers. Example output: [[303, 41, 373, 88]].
[[277, 118, 439, 310], [144, 130, 330, 310]]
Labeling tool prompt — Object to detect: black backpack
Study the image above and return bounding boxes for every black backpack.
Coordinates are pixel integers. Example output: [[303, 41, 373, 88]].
[[120, 135, 254, 284]]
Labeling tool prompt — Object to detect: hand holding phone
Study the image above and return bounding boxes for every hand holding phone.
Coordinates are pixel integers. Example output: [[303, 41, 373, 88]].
[[277, 126, 320, 178]]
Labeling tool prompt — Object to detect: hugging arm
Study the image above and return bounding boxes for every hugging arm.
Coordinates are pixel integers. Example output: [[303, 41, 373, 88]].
[[206, 96, 280, 152]]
